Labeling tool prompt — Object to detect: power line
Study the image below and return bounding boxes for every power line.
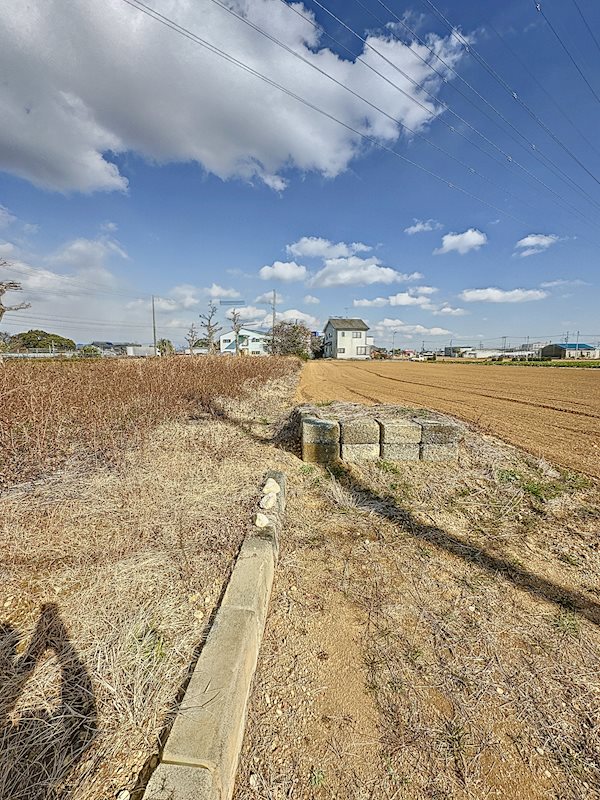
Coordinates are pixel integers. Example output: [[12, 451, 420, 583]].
[[354, 0, 600, 212], [301, 0, 600, 225], [571, 0, 600, 55], [418, 0, 600, 189], [486, 17, 600, 161], [535, 1, 600, 106], [206, 0, 544, 222], [116, 0, 548, 228]]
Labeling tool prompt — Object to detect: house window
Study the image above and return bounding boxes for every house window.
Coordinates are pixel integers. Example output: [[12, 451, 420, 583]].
[[338, 347, 345, 353], [222, 339, 231, 344], [251, 350, 261, 355], [251, 337, 261, 342], [340, 331, 346, 337], [352, 331, 362, 338], [356, 346, 367, 355]]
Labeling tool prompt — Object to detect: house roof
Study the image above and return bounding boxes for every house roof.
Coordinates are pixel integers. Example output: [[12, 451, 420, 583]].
[[325, 318, 369, 331], [220, 328, 268, 337], [550, 342, 594, 350]]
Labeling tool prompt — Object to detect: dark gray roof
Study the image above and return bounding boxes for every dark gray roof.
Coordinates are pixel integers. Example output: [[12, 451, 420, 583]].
[[325, 318, 369, 331]]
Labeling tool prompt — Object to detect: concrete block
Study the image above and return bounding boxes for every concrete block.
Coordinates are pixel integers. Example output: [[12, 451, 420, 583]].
[[144, 763, 216, 800], [340, 417, 380, 445], [162, 606, 259, 793], [302, 442, 339, 464], [418, 419, 461, 444], [381, 442, 420, 461], [379, 418, 421, 444], [420, 442, 459, 462], [221, 536, 275, 630], [302, 417, 340, 444], [341, 443, 380, 462]]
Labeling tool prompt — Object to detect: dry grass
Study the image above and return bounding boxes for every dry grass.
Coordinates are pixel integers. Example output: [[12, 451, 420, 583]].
[[0, 355, 298, 487], [0, 366, 301, 800], [236, 404, 600, 800]]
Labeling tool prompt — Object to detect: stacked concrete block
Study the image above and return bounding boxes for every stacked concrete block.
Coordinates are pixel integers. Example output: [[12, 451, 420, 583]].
[[301, 417, 340, 464], [340, 417, 380, 462], [419, 419, 460, 462], [379, 418, 421, 461]]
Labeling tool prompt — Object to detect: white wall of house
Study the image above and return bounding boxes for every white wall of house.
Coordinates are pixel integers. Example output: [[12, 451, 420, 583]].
[[219, 328, 269, 356], [323, 322, 370, 359]]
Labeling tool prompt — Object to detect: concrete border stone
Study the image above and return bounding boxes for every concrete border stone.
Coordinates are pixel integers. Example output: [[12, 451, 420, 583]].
[[380, 442, 420, 461], [341, 443, 380, 462], [143, 471, 286, 800]]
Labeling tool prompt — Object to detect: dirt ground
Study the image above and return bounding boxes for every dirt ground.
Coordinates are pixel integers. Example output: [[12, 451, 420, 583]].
[[234, 398, 600, 800], [3, 365, 600, 799], [297, 360, 600, 479]]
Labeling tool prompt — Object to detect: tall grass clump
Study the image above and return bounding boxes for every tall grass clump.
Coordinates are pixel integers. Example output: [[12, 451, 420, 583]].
[[0, 355, 298, 487]]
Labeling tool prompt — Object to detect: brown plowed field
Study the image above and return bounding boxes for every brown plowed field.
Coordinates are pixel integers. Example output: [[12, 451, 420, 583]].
[[298, 361, 600, 477]]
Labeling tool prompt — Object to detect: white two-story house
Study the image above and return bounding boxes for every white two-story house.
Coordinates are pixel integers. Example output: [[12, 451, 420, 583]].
[[323, 318, 372, 359], [219, 328, 269, 356]]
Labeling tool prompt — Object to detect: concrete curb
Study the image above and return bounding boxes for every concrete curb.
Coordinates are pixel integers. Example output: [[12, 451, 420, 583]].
[[143, 470, 286, 800]]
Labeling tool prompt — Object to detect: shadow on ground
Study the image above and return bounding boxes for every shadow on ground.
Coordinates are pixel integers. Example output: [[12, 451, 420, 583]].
[[0, 603, 97, 800], [214, 403, 600, 627]]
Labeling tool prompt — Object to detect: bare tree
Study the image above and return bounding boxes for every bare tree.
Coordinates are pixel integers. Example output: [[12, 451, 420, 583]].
[[185, 323, 199, 355], [0, 276, 31, 324], [198, 302, 222, 354], [229, 309, 243, 355]]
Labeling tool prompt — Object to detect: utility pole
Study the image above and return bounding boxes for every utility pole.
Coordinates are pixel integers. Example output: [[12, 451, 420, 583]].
[[576, 329, 580, 357], [271, 289, 276, 355], [152, 295, 157, 355], [526, 335, 530, 361], [391, 330, 397, 358], [502, 335, 507, 354]]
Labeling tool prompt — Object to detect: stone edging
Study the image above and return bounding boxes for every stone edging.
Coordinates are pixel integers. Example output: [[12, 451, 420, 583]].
[[143, 471, 286, 800]]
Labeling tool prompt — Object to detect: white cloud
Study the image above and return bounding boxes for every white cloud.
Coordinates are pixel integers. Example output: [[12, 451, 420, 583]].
[[276, 308, 320, 328], [353, 296, 389, 307], [309, 255, 422, 288], [0, 205, 17, 229], [460, 287, 548, 303], [514, 233, 559, 258], [22, 223, 39, 235], [410, 285, 437, 295], [228, 305, 264, 322], [434, 228, 487, 255], [403, 218, 442, 235], [375, 318, 451, 335], [303, 294, 320, 305], [100, 220, 118, 232], [0, 241, 17, 257], [49, 236, 128, 271], [389, 291, 435, 308], [0, 0, 466, 192], [539, 278, 589, 288], [259, 260, 307, 282], [205, 283, 240, 299], [287, 236, 371, 259], [254, 290, 284, 304], [433, 305, 467, 316]]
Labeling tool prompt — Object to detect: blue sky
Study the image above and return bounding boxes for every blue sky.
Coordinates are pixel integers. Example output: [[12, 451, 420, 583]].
[[0, 0, 599, 349]]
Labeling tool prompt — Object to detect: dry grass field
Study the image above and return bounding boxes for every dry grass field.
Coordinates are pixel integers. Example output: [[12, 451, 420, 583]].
[[298, 360, 600, 478], [0, 356, 299, 800], [2, 355, 600, 799]]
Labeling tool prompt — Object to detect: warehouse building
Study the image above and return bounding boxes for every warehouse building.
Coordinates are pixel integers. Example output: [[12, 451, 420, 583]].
[[540, 343, 600, 359]]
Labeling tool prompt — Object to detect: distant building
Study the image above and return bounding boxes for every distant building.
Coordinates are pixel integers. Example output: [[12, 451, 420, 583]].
[[125, 345, 158, 357], [540, 343, 600, 359], [323, 318, 370, 359], [219, 328, 269, 356]]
